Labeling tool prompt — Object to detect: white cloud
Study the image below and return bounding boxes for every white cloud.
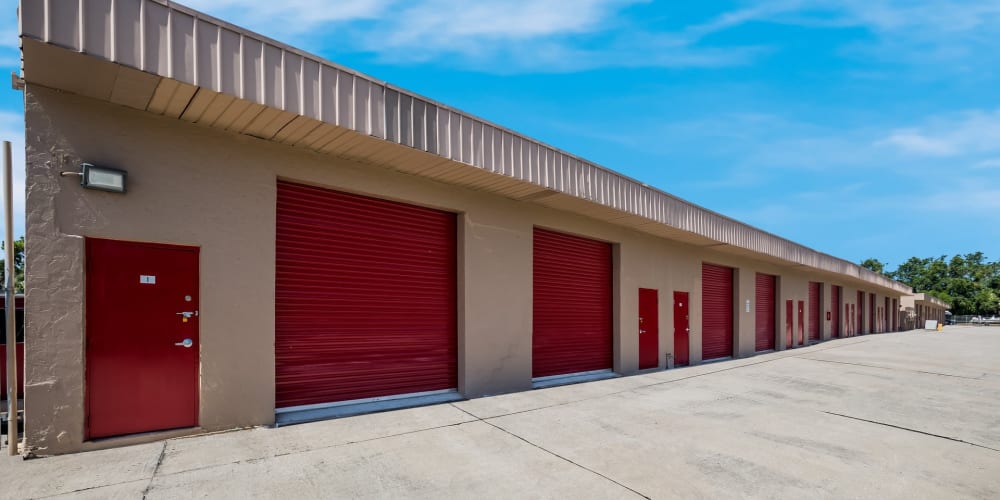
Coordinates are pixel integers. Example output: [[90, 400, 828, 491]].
[[877, 109, 1000, 157], [180, 0, 390, 28], [686, 0, 1000, 72], [172, 0, 763, 72], [879, 131, 957, 156], [973, 159, 1000, 169]]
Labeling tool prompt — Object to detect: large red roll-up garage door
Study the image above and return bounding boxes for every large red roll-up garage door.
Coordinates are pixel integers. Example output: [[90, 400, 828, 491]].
[[702, 263, 734, 360], [275, 181, 457, 408], [808, 282, 821, 341], [755, 273, 776, 351], [533, 228, 612, 378]]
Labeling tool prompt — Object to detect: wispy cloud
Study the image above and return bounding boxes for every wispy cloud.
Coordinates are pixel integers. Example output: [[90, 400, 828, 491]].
[[180, 0, 390, 27], [175, 0, 768, 72], [973, 159, 1000, 169], [877, 109, 1000, 157], [682, 0, 1000, 74]]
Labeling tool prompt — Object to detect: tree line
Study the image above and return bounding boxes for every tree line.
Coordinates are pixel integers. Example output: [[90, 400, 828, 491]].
[[0, 236, 24, 293], [861, 253, 1000, 315]]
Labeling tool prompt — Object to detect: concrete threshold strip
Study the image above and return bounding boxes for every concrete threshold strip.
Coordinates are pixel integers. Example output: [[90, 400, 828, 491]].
[[275, 389, 463, 426], [277, 370, 620, 426], [275, 339, 868, 428], [531, 369, 619, 389]]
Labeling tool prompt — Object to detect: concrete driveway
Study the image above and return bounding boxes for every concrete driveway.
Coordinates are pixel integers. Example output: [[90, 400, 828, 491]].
[[3, 327, 999, 499]]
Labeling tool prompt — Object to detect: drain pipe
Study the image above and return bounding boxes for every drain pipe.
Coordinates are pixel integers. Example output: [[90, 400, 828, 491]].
[[4, 140, 17, 455]]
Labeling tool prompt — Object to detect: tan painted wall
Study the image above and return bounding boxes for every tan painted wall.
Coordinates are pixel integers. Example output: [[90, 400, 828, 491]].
[[24, 86, 906, 455]]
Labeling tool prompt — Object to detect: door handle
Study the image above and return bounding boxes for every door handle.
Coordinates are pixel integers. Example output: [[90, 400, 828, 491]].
[[639, 329, 646, 334], [174, 338, 194, 348]]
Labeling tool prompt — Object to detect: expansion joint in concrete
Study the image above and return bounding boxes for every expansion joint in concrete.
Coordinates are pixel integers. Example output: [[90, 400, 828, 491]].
[[142, 441, 169, 499], [822, 411, 1000, 453], [449, 404, 650, 499], [800, 357, 984, 380]]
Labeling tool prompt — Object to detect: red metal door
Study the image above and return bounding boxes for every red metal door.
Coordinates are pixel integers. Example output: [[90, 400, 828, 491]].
[[884, 297, 890, 332], [86, 238, 199, 439], [869, 293, 875, 334], [276, 181, 456, 408], [785, 300, 793, 349], [533, 228, 612, 378], [856, 291, 864, 334], [892, 298, 898, 331], [797, 300, 805, 345], [808, 282, 820, 341], [850, 304, 861, 337], [673, 291, 690, 367], [755, 274, 776, 352], [831, 286, 840, 338], [638, 288, 659, 369], [702, 263, 734, 360]]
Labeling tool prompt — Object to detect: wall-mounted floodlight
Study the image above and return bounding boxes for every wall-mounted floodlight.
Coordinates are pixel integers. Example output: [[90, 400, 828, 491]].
[[79, 163, 127, 193]]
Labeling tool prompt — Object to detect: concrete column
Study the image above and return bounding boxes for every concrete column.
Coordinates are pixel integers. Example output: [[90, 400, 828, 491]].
[[458, 210, 532, 398], [735, 267, 755, 358]]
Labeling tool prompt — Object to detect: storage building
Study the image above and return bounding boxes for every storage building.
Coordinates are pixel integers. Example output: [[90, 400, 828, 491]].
[[15, 0, 913, 455]]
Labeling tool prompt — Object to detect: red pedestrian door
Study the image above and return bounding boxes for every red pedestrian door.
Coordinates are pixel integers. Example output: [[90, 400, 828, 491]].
[[785, 300, 793, 349], [86, 238, 199, 439], [673, 291, 690, 367], [638, 289, 659, 369], [797, 300, 805, 346]]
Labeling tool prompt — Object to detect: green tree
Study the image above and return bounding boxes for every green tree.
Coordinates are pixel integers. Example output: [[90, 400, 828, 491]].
[[0, 236, 25, 293], [887, 253, 1000, 315], [860, 258, 887, 275]]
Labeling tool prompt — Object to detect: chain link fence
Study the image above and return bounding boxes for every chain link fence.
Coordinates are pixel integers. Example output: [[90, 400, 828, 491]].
[[951, 314, 1000, 325]]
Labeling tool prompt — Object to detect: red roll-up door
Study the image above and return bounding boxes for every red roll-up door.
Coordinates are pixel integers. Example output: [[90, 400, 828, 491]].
[[533, 228, 612, 378], [892, 298, 898, 331], [857, 291, 865, 335], [831, 286, 841, 338], [755, 273, 776, 351], [808, 282, 821, 341], [870, 293, 876, 334], [702, 263, 734, 360], [275, 181, 457, 408]]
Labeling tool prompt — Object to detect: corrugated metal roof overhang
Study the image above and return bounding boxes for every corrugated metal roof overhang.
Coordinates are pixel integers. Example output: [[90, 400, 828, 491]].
[[16, 0, 912, 295], [913, 294, 950, 309]]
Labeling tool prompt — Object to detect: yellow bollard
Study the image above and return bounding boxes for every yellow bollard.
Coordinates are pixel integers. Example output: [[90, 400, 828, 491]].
[[937, 323, 943, 332]]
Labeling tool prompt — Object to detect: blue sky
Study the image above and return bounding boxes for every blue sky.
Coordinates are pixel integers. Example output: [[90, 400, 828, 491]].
[[3, 0, 1000, 270]]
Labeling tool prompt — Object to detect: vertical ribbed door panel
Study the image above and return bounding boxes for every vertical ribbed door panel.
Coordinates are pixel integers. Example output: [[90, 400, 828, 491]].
[[808, 282, 821, 341], [702, 263, 734, 360], [532, 228, 613, 378], [831, 286, 841, 338], [275, 181, 457, 408], [857, 291, 865, 334], [755, 273, 776, 351]]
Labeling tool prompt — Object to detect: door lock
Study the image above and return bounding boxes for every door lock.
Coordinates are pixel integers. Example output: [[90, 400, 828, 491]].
[[174, 338, 194, 348]]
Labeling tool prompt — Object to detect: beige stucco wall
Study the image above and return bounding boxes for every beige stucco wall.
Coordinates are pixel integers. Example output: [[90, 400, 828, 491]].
[[24, 85, 906, 455]]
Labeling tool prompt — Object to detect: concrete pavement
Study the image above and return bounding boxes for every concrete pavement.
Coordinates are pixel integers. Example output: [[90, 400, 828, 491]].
[[2, 326, 999, 499]]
